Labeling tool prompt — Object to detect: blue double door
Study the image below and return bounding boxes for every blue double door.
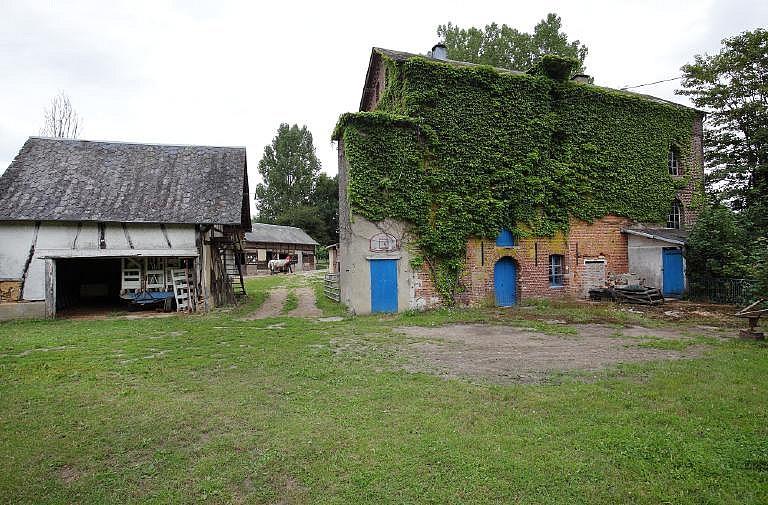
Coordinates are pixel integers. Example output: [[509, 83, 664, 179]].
[[370, 259, 398, 313], [494, 257, 517, 307], [662, 248, 684, 297]]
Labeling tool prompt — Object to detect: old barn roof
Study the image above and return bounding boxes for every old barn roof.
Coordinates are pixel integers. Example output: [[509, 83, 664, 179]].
[[245, 223, 319, 245], [0, 137, 250, 226]]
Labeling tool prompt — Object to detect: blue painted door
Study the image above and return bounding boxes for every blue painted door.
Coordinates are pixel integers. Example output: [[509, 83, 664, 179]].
[[494, 257, 517, 306], [662, 248, 684, 297], [370, 259, 398, 313]]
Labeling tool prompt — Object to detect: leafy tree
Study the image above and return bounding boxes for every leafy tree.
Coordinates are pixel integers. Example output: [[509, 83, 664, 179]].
[[309, 173, 339, 245], [685, 205, 752, 281], [677, 28, 768, 236], [437, 13, 588, 73], [255, 124, 320, 222], [40, 91, 82, 138], [753, 238, 768, 295], [273, 206, 327, 246]]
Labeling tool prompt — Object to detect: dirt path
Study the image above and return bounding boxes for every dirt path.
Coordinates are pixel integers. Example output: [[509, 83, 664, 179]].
[[287, 287, 322, 318], [243, 288, 288, 320]]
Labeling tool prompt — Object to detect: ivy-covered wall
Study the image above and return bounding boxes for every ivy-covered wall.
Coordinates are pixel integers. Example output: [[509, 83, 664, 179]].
[[334, 52, 702, 303]]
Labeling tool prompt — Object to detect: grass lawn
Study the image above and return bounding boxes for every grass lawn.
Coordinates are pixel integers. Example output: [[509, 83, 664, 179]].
[[1, 273, 767, 504]]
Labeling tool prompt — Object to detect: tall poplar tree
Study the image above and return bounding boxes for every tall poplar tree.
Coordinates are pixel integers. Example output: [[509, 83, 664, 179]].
[[254, 124, 320, 222]]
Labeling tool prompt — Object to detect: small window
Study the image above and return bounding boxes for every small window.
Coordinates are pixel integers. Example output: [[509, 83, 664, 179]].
[[549, 255, 565, 287], [496, 228, 515, 247], [668, 148, 680, 176], [667, 200, 682, 229]]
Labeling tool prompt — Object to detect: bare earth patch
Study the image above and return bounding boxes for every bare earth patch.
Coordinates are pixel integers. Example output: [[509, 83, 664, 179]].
[[395, 323, 716, 384], [287, 287, 322, 318], [243, 288, 288, 320], [58, 464, 80, 484]]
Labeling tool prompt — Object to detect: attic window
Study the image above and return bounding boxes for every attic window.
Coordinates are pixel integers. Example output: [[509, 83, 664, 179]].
[[666, 199, 682, 229], [668, 147, 681, 176], [496, 229, 515, 247]]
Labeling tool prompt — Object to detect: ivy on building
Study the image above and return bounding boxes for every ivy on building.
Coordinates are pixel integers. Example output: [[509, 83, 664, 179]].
[[334, 54, 699, 303]]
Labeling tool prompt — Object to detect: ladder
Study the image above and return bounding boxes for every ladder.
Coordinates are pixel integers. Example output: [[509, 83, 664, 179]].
[[171, 268, 192, 312]]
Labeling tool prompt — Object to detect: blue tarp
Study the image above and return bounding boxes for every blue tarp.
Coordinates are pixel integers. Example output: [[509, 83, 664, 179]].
[[121, 291, 175, 306]]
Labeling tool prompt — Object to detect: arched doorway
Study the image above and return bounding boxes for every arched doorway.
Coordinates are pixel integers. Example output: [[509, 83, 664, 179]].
[[494, 257, 517, 307]]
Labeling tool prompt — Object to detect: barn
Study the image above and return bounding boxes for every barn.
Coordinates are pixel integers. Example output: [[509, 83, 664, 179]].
[[242, 223, 319, 275], [0, 137, 251, 320]]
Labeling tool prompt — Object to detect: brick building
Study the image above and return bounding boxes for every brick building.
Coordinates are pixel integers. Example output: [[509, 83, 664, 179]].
[[334, 46, 704, 314]]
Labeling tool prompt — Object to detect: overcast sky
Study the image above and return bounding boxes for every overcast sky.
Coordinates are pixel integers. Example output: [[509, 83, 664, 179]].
[[1, 0, 766, 214]]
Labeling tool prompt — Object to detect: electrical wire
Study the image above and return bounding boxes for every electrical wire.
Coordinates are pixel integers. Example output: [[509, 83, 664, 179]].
[[620, 76, 682, 90]]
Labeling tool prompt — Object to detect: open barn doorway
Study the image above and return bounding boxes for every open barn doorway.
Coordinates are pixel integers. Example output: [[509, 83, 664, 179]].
[[55, 258, 123, 316]]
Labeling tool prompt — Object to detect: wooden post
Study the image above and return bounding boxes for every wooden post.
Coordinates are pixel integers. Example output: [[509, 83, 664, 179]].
[[44, 258, 56, 319]]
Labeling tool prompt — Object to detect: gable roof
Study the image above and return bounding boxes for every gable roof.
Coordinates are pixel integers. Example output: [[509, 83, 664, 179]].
[[0, 137, 250, 226], [361, 47, 696, 112], [245, 223, 319, 245]]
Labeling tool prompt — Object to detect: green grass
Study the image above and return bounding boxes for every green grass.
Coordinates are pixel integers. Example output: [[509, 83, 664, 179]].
[[1, 276, 767, 503], [282, 291, 299, 313]]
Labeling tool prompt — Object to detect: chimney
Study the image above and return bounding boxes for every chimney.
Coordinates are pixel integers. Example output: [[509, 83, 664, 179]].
[[431, 43, 447, 60], [571, 74, 592, 84]]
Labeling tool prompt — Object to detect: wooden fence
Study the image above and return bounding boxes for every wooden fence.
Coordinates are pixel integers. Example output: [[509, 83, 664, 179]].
[[324, 273, 340, 302]]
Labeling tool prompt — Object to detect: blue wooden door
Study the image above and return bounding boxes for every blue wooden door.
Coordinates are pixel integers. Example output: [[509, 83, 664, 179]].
[[370, 259, 398, 313], [662, 248, 684, 297], [494, 257, 517, 306]]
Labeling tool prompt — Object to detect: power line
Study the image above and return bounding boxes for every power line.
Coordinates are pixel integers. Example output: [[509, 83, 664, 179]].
[[620, 76, 682, 90]]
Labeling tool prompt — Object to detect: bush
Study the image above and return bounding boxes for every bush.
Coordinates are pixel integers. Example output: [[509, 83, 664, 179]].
[[686, 205, 753, 281]]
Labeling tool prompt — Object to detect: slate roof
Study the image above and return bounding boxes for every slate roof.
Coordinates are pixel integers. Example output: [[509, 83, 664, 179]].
[[365, 47, 696, 112], [245, 223, 319, 246], [0, 137, 250, 225]]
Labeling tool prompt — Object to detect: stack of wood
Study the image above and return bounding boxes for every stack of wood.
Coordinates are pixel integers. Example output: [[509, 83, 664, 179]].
[[613, 285, 665, 305], [588, 273, 664, 305], [735, 299, 767, 340]]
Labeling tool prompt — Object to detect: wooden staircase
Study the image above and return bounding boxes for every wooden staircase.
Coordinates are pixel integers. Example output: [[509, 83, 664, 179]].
[[211, 233, 247, 305]]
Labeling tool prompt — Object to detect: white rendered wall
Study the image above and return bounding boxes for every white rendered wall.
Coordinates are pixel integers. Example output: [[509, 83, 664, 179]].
[[627, 235, 665, 289], [339, 214, 422, 314], [0, 221, 198, 301], [0, 222, 38, 279]]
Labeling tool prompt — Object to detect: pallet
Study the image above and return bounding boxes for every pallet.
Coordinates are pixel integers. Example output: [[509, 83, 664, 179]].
[[614, 286, 665, 305]]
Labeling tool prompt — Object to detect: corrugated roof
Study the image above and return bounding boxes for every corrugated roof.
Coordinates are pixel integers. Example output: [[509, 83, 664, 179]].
[[623, 227, 689, 245], [0, 137, 249, 225], [245, 223, 319, 245]]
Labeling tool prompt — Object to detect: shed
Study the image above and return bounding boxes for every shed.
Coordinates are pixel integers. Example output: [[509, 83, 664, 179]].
[[243, 223, 319, 274], [0, 137, 251, 320], [623, 227, 689, 297]]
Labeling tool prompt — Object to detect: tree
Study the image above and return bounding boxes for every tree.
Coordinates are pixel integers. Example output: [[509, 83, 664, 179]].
[[274, 206, 327, 245], [309, 173, 339, 245], [677, 28, 768, 236], [40, 91, 82, 138], [685, 205, 752, 281], [437, 13, 588, 73], [254, 124, 320, 222]]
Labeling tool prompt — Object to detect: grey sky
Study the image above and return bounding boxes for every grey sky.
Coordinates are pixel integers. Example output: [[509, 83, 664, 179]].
[[1, 0, 766, 216]]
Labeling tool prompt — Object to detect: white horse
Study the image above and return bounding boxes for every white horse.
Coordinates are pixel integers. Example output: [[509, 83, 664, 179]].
[[268, 255, 293, 274]]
